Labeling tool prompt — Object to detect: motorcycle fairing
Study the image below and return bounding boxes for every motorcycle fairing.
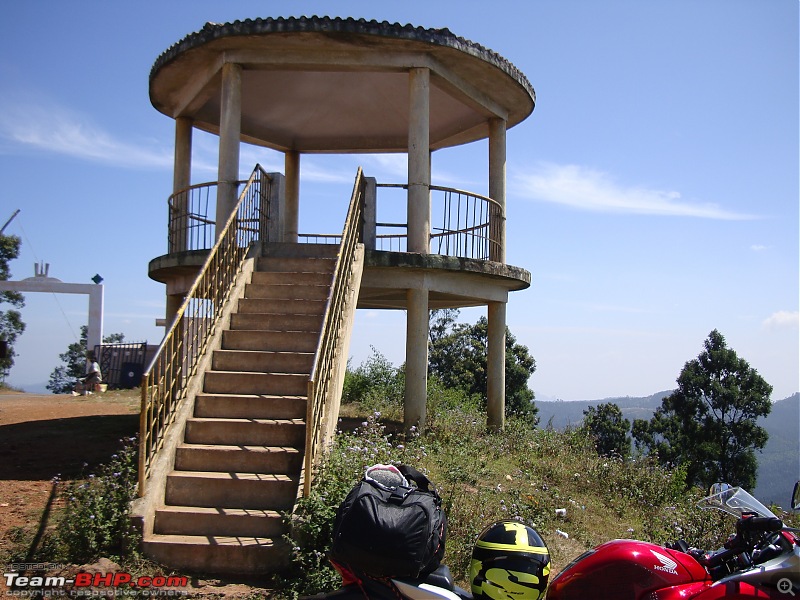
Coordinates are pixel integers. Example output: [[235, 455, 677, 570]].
[[650, 580, 778, 599], [547, 540, 707, 600]]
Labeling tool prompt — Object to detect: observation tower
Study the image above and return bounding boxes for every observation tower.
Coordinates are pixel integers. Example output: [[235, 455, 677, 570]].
[[139, 16, 534, 575]]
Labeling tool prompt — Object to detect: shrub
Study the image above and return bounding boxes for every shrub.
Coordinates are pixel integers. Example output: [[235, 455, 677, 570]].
[[341, 347, 404, 412], [36, 437, 140, 564]]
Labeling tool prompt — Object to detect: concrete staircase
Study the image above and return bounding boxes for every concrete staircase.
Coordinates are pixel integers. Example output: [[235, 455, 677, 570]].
[[141, 249, 337, 575]]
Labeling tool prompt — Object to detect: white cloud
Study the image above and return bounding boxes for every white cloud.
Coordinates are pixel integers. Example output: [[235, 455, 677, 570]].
[[762, 310, 799, 330], [0, 99, 172, 169], [513, 162, 757, 220], [750, 244, 768, 251]]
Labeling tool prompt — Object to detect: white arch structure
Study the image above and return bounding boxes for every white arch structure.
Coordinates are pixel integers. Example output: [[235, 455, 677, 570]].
[[0, 266, 104, 354]]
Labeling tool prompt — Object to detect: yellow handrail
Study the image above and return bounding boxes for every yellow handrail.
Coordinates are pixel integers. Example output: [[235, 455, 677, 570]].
[[303, 168, 365, 496], [138, 165, 271, 496]]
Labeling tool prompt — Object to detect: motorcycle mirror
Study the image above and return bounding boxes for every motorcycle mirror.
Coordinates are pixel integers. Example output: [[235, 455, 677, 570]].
[[792, 481, 800, 511]]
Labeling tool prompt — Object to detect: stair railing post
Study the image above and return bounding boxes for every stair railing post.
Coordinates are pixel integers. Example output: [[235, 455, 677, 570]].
[[363, 176, 377, 250]]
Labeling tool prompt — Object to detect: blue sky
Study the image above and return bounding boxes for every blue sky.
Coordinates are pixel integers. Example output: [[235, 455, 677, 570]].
[[1, 1, 797, 401]]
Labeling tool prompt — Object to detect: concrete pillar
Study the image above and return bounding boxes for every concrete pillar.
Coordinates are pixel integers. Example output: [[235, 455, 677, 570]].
[[165, 293, 184, 327], [363, 176, 377, 250], [404, 287, 429, 432], [170, 117, 193, 253], [408, 68, 430, 254], [489, 118, 507, 263], [86, 285, 104, 357], [216, 62, 242, 238], [487, 301, 506, 431], [266, 172, 285, 243], [173, 117, 193, 195], [285, 151, 300, 243]]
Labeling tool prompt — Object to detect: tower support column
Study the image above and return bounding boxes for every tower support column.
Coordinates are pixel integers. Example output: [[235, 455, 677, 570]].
[[285, 150, 300, 242], [216, 62, 242, 237], [408, 67, 430, 254], [404, 287, 429, 431], [487, 301, 506, 431], [489, 117, 507, 263]]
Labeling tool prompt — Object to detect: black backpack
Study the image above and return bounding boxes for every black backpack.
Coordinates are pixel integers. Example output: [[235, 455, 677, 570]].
[[330, 465, 447, 579]]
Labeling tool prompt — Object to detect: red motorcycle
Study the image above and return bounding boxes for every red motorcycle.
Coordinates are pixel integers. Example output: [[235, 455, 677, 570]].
[[313, 482, 799, 600], [547, 483, 800, 600]]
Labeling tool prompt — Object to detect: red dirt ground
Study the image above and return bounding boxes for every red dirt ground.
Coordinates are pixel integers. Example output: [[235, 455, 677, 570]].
[[0, 390, 273, 597]]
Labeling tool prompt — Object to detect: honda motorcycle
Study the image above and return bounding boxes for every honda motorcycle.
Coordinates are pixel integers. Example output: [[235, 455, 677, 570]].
[[546, 482, 800, 600], [314, 482, 799, 600]]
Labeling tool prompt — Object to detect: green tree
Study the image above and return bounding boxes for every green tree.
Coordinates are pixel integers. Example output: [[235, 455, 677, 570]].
[[428, 309, 538, 424], [0, 234, 25, 383], [581, 402, 631, 458], [47, 326, 125, 394], [632, 329, 772, 490], [342, 346, 404, 407]]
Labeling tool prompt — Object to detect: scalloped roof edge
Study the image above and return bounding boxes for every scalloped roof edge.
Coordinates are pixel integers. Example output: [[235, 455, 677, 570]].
[[150, 15, 535, 103]]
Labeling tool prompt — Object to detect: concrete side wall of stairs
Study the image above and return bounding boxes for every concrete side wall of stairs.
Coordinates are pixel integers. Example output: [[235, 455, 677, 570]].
[[140, 246, 339, 575]]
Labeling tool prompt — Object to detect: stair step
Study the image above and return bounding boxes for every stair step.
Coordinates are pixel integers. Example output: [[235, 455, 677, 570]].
[[203, 371, 308, 395], [237, 297, 327, 315], [154, 506, 288, 538], [165, 471, 299, 510], [175, 444, 303, 474], [194, 394, 306, 419], [222, 330, 319, 352], [230, 312, 323, 332], [212, 349, 314, 374], [244, 283, 330, 300], [185, 418, 305, 447], [256, 256, 336, 273], [251, 270, 332, 286], [142, 534, 290, 575]]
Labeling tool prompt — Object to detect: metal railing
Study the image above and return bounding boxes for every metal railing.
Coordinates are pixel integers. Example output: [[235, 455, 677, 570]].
[[303, 168, 366, 497], [169, 180, 502, 262], [168, 180, 251, 252], [375, 184, 503, 261], [307, 184, 504, 260], [138, 165, 271, 495]]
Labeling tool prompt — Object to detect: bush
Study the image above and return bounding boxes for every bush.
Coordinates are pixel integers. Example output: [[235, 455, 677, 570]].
[[341, 347, 404, 412], [35, 437, 140, 564]]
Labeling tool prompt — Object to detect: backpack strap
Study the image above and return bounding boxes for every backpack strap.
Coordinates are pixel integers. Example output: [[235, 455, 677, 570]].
[[397, 465, 436, 494]]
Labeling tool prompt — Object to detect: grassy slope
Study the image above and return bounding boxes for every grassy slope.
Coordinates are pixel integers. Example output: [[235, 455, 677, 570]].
[[290, 392, 788, 596]]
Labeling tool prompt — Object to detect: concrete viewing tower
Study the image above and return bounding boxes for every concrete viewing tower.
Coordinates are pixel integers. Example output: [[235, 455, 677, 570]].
[[139, 16, 534, 573], [148, 16, 534, 430]]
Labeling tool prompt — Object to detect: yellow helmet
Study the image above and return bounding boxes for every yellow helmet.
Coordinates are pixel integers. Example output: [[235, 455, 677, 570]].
[[470, 520, 551, 600]]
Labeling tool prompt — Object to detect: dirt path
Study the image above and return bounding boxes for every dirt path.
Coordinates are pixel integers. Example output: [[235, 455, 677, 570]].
[[0, 391, 274, 597], [0, 391, 140, 560]]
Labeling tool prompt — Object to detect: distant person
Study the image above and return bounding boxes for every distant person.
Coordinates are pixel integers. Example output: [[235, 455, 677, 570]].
[[73, 353, 102, 395]]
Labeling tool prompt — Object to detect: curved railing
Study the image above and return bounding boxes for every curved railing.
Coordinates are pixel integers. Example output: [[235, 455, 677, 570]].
[[139, 165, 271, 495], [375, 184, 503, 261], [299, 184, 504, 262], [168, 180, 249, 252], [169, 179, 503, 262]]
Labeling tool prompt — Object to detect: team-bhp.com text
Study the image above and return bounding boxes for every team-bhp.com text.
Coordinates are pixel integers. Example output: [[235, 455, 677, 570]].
[[4, 570, 188, 596]]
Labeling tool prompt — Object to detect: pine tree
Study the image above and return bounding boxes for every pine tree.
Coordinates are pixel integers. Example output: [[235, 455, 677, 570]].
[[632, 330, 772, 489]]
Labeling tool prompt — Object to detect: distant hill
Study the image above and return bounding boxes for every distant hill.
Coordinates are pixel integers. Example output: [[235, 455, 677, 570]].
[[754, 393, 799, 505], [535, 391, 672, 430], [535, 392, 800, 506]]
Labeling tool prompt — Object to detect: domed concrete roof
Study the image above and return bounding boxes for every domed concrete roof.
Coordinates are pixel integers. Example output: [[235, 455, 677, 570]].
[[150, 16, 535, 153]]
